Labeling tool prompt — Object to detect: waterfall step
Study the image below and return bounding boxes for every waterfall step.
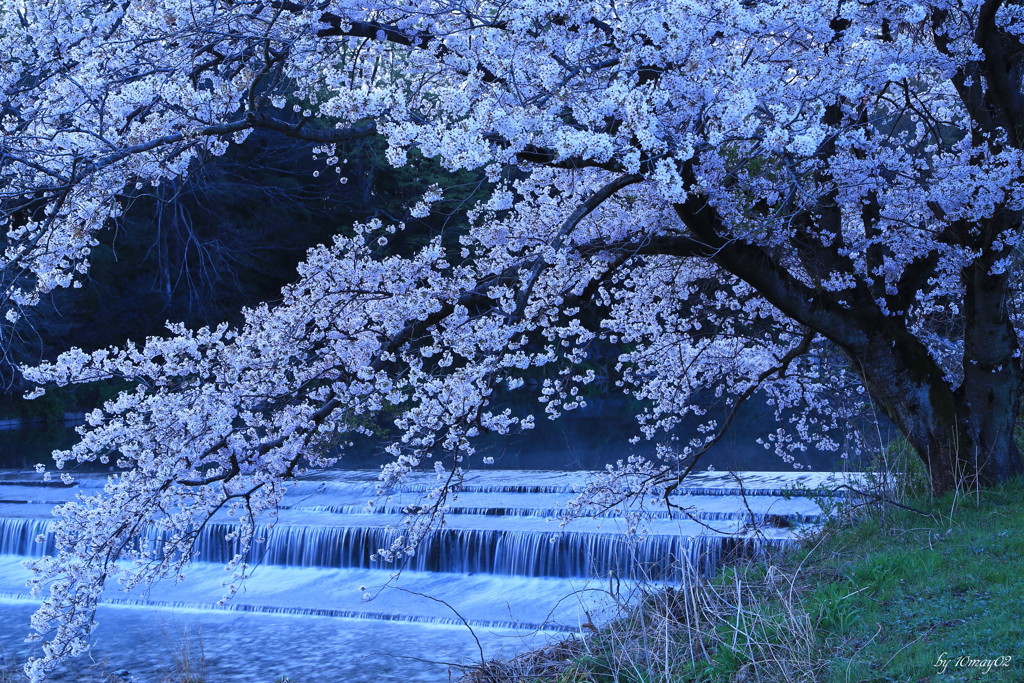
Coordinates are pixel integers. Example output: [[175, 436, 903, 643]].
[[0, 592, 578, 633], [278, 502, 822, 524], [0, 470, 864, 579], [0, 469, 847, 522], [1, 516, 792, 579], [0, 493, 823, 524], [0, 468, 865, 496], [0, 558, 613, 631]]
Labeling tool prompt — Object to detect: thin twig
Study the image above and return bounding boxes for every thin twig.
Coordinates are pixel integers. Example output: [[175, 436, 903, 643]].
[[826, 483, 935, 518], [393, 587, 486, 666]]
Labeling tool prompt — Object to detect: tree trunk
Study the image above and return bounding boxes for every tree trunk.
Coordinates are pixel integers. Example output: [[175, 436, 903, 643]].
[[853, 247, 1024, 494], [954, 216, 1024, 489], [858, 357, 1020, 495], [667, 184, 1024, 495], [904, 407, 1020, 495]]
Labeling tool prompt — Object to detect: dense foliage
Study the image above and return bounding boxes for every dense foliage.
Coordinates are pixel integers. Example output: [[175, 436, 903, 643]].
[[3, 1, 1024, 678]]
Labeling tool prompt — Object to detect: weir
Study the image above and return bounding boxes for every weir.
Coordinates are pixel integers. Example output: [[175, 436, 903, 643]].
[[0, 517, 792, 579], [0, 468, 853, 679]]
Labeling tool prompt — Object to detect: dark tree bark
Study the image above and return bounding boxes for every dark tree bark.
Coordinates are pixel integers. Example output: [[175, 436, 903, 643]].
[[653, 164, 1024, 494]]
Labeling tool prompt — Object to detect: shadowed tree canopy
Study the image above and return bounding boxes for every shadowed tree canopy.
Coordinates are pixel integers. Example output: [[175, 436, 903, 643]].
[[2, 1, 1024, 677]]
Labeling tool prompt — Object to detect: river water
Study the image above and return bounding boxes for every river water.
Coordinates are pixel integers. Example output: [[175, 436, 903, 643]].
[[0, 468, 847, 681]]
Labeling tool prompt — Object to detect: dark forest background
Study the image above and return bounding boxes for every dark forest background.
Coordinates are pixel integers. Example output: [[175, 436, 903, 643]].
[[0, 131, 855, 472], [1, 131, 493, 422]]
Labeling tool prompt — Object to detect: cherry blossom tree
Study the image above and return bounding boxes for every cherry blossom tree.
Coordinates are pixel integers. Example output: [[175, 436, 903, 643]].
[[3, 0, 1024, 677]]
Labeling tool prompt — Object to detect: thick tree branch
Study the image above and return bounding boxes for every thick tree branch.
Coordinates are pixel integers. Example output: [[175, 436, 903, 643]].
[[514, 173, 643, 315], [976, 0, 1024, 147]]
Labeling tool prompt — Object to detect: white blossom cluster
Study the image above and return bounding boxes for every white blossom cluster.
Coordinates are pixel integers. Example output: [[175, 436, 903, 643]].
[[2, 1, 1024, 677]]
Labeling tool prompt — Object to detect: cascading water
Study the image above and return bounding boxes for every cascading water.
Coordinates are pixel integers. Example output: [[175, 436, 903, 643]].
[[0, 469, 847, 681]]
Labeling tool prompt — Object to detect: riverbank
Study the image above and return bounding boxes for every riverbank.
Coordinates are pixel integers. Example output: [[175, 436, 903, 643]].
[[462, 477, 1024, 682]]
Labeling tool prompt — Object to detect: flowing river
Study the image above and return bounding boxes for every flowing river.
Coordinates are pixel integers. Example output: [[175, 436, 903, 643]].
[[0, 469, 848, 681]]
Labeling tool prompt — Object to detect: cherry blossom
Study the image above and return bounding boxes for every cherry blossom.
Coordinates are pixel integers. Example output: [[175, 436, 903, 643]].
[[2, 1, 1023, 677]]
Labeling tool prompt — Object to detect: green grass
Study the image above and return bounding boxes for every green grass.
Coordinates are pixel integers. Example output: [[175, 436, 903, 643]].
[[808, 480, 1024, 682]]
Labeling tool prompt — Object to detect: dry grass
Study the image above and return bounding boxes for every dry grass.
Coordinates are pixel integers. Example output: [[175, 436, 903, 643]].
[[159, 621, 208, 683], [460, 564, 829, 683]]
